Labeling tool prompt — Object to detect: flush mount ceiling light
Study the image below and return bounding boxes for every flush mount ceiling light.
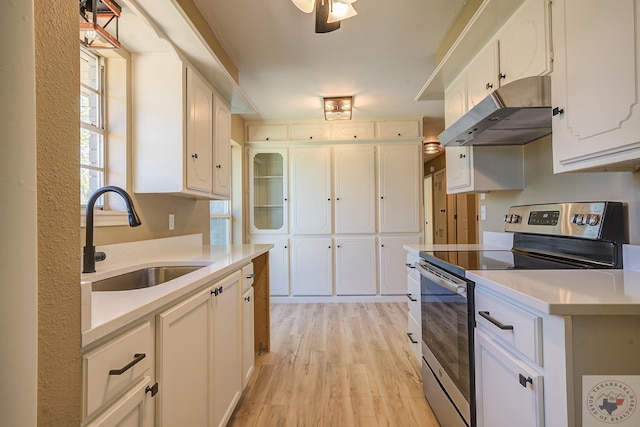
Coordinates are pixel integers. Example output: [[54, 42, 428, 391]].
[[79, 0, 121, 49], [423, 140, 443, 155], [324, 96, 353, 121], [291, 0, 358, 34]]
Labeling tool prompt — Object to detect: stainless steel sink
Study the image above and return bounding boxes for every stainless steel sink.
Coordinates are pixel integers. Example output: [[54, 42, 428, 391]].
[[92, 266, 205, 291]]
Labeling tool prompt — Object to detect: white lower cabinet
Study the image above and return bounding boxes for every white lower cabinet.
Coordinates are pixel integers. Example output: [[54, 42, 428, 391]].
[[406, 251, 421, 363], [291, 237, 333, 296], [241, 286, 255, 389], [475, 330, 544, 427], [156, 271, 242, 427], [250, 235, 289, 296], [379, 236, 420, 295], [85, 377, 153, 427], [335, 236, 377, 295]]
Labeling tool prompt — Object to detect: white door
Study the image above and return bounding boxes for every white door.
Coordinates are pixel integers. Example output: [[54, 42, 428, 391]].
[[249, 235, 289, 296], [186, 67, 212, 193], [379, 235, 420, 295], [335, 236, 377, 295], [423, 175, 433, 244], [241, 287, 255, 389], [290, 147, 332, 234], [211, 272, 242, 427], [378, 144, 421, 233], [334, 145, 376, 234], [291, 237, 333, 296], [475, 330, 544, 427], [212, 95, 231, 197], [157, 288, 212, 427]]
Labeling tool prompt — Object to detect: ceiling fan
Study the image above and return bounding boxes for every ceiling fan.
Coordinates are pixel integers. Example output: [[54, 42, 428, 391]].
[[291, 0, 358, 33]]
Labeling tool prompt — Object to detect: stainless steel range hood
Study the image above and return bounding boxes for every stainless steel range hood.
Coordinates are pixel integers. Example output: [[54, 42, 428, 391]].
[[438, 75, 552, 147]]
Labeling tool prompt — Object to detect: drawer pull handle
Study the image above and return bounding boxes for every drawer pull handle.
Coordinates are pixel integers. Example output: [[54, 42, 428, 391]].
[[479, 311, 514, 330], [405, 263, 416, 269], [406, 293, 417, 302], [109, 353, 146, 375], [407, 332, 418, 344], [519, 374, 533, 388], [246, 273, 255, 279]]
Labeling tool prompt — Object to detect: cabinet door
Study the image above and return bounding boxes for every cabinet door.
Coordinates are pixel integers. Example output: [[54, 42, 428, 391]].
[[446, 146, 472, 192], [186, 67, 213, 193], [552, 0, 640, 172], [247, 124, 288, 142], [212, 95, 231, 198], [241, 287, 255, 390], [376, 120, 420, 138], [379, 236, 420, 295], [331, 121, 375, 140], [249, 235, 290, 296], [85, 377, 153, 427], [444, 73, 468, 128], [467, 41, 499, 108], [291, 237, 333, 296], [334, 145, 376, 234], [378, 144, 421, 233], [157, 288, 212, 427], [211, 272, 242, 427], [290, 147, 332, 234], [249, 149, 288, 234], [475, 330, 544, 427], [290, 123, 331, 141], [498, 0, 551, 86], [335, 237, 377, 295]]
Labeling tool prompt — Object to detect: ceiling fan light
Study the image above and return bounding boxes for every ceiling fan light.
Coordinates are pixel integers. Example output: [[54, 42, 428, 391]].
[[327, 2, 357, 23], [291, 0, 315, 13]]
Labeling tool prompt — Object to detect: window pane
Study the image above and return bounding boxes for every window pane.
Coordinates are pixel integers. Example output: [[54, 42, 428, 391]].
[[80, 128, 104, 168], [81, 168, 104, 206], [80, 86, 100, 126], [80, 50, 99, 91], [210, 218, 230, 246], [210, 200, 229, 215]]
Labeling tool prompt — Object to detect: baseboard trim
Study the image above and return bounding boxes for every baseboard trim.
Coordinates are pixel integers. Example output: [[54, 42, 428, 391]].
[[270, 295, 407, 304]]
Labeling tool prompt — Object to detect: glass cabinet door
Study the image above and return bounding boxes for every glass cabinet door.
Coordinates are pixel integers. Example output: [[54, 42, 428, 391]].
[[249, 149, 288, 233]]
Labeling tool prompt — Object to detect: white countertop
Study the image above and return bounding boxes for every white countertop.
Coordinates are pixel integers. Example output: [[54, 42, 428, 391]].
[[81, 236, 272, 348], [468, 269, 640, 316]]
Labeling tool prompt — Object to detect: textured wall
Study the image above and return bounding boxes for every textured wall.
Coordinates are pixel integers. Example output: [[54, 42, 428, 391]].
[[35, 0, 82, 424]]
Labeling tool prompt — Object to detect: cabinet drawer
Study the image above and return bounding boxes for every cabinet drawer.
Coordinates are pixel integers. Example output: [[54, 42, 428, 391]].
[[407, 274, 420, 321], [242, 262, 254, 292], [406, 252, 420, 281], [83, 321, 153, 418], [475, 288, 542, 365]]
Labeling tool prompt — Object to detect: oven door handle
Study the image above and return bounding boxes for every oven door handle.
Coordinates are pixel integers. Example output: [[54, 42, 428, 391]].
[[416, 263, 466, 296]]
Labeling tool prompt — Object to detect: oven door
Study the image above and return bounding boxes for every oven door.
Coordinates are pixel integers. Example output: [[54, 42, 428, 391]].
[[417, 261, 474, 427]]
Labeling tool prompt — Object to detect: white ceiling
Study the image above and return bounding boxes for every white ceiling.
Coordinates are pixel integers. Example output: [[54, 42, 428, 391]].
[[192, 0, 465, 123]]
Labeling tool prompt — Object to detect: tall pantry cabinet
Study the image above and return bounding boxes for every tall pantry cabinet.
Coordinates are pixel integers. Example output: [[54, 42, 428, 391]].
[[247, 130, 422, 300]]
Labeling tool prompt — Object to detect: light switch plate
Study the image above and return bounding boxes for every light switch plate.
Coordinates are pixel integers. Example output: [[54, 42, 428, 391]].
[[169, 214, 175, 230]]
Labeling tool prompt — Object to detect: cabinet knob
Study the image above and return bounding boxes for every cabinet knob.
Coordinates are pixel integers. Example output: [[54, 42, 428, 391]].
[[459, 153, 466, 159], [397, 132, 401, 136], [552, 107, 565, 116], [336, 197, 340, 201], [353, 135, 357, 139], [380, 196, 384, 200], [145, 382, 159, 397], [309, 136, 313, 139], [216, 164, 221, 169], [191, 153, 198, 159], [265, 137, 270, 141], [499, 72, 506, 80], [328, 198, 331, 201], [519, 374, 533, 388], [486, 82, 493, 90], [244, 296, 251, 302], [284, 198, 288, 201]]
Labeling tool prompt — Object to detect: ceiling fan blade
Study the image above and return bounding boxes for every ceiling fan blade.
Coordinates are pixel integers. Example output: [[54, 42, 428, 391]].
[[315, 0, 340, 33]]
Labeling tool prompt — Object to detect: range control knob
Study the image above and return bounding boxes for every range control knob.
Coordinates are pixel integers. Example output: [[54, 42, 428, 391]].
[[572, 214, 586, 226], [504, 214, 511, 223], [587, 214, 601, 226]]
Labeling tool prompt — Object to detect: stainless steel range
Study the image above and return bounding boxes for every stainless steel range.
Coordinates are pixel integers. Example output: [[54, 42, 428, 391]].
[[416, 202, 627, 427]]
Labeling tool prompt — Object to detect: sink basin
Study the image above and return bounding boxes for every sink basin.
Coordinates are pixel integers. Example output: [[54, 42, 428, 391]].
[[92, 266, 205, 292]]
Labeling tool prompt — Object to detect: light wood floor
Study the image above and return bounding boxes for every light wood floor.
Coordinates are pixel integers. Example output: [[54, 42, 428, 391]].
[[228, 303, 440, 427]]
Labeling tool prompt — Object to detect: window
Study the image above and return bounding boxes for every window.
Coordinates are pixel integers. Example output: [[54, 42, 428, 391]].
[[80, 49, 106, 206], [210, 200, 231, 246]]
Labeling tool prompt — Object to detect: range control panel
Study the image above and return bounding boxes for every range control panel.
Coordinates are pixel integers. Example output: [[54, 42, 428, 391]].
[[504, 202, 624, 240]]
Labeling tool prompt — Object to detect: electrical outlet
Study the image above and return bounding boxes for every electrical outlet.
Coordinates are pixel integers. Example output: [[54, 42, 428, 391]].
[[169, 214, 175, 230]]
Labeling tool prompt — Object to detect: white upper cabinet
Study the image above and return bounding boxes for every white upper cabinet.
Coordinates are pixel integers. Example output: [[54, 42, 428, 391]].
[[377, 144, 421, 233], [466, 41, 499, 109], [290, 123, 331, 141], [551, 0, 640, 172], [330, 121, 376, 140], [212, 94, 231, 198], [497, 0, 552, 86], [186, 67, 213, 193], [333, 145, 376, 234], [289, 147, 332, 234], [247, 124, 288, 142], [444, 72, 468, 128], [376, 120, 420, 138]]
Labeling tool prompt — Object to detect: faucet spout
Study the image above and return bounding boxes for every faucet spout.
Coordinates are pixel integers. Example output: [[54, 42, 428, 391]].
[[83, 186, 142, 273]]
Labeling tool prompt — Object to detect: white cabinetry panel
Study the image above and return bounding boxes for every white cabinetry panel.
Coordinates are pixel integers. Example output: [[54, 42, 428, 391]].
[[379, 236, 420, 295], [186, 67, 213, 193], [290, 147, 332, 234], [291, 237, 333, 296], [247, 124, 288, 142], [376, 120, 420, 138], [331, 121, 375, 140], [334, 145, 376, 234], [290, 123, 331, 141], [335, 237, 377, 295], [212, 94, 231, 198]]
